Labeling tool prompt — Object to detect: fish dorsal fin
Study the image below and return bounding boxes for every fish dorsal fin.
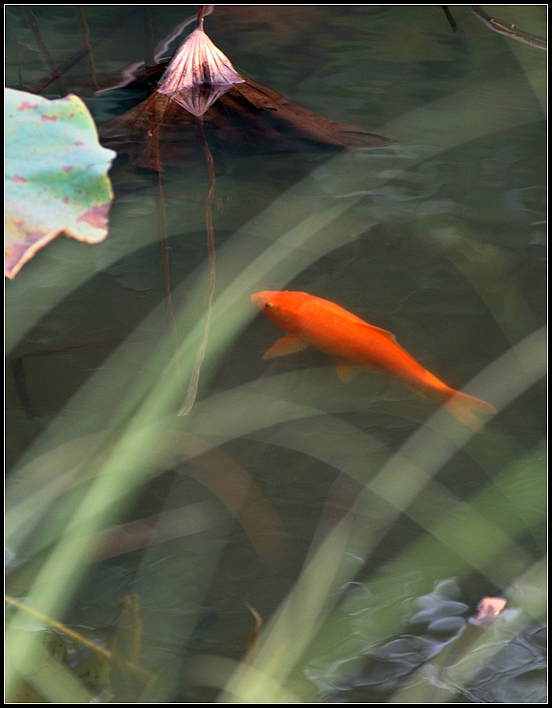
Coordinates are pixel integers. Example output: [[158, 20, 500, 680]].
[[309, 299, 398, 342], [364, 323, 397, 342]]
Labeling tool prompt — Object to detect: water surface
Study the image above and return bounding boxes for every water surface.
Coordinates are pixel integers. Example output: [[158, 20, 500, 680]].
[[5, 5, 546, 703]]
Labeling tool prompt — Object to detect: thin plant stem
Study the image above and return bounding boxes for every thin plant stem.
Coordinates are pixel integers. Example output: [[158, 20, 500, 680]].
[[5, 594, 112, 659], [197, 5, 207, 31], [6, 593, 158, 689]]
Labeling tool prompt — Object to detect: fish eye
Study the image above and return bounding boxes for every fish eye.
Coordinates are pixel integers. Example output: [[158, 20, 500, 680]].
[[264, 302, 273, 309]]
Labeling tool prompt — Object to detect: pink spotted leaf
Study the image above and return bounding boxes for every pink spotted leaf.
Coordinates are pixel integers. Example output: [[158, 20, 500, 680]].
[[5, 88, 116, 279]]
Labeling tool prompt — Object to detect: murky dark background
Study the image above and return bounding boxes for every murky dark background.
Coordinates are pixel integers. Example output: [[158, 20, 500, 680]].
[[6, 5, 546, 702]]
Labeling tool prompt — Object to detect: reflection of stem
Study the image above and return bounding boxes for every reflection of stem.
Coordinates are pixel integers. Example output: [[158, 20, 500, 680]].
[[22, 6, 67, 95], [144, 93, 182, 384], [153, 171, 182, 385], [178, 117, 217, 416], [74, 6, 98, 91], [469, 6, 547, 50]]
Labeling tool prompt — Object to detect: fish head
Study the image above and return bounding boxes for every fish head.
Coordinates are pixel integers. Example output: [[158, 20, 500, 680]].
[[251, 291, 307, 332]]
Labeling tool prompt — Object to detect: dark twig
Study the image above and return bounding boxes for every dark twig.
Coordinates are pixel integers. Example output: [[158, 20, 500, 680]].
[[11, 339, 126, 430], [469, 5, 547, 50], [441, 6, 457, 33], [11, 356, 42, 432], [22, 6, 67, 95], [142, 6, 156, 67], [10, 26, 24, 89], [74, 6, 99, 91], [30, 8, 135, 94]]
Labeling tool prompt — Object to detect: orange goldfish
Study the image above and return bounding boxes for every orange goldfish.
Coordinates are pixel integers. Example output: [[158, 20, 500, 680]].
[[251, 290, 496, 429]]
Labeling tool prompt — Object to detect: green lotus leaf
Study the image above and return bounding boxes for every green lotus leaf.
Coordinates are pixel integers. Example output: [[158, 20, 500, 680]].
[[5, 88, 116, 279]]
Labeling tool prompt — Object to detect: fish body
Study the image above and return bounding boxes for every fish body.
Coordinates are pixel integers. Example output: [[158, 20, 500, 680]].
[[251, 290, 496, 428]]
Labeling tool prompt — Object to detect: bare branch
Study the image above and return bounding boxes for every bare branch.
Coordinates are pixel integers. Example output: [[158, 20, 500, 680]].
[[469, 5, 547, 50]]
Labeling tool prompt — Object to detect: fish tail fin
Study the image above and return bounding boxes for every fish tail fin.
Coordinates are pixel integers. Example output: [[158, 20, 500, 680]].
[[444, 391, 496, 431]]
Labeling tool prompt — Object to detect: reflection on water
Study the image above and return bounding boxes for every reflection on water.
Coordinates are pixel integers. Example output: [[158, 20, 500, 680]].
[[317, 578, 546, 703], [5, 5, 546, 703]]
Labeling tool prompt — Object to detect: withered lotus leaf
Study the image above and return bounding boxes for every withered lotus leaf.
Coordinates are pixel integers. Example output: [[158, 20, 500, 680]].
[[101, 19, 395, 169], [157, 25, 244, 117]]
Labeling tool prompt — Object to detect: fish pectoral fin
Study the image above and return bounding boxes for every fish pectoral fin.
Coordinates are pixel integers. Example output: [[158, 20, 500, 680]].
[[262, 336, 308, 360], [335, 363, 360, 382]]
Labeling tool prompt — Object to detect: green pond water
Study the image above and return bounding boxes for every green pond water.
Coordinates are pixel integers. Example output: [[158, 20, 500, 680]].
[[6, 5, 546, 703]]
